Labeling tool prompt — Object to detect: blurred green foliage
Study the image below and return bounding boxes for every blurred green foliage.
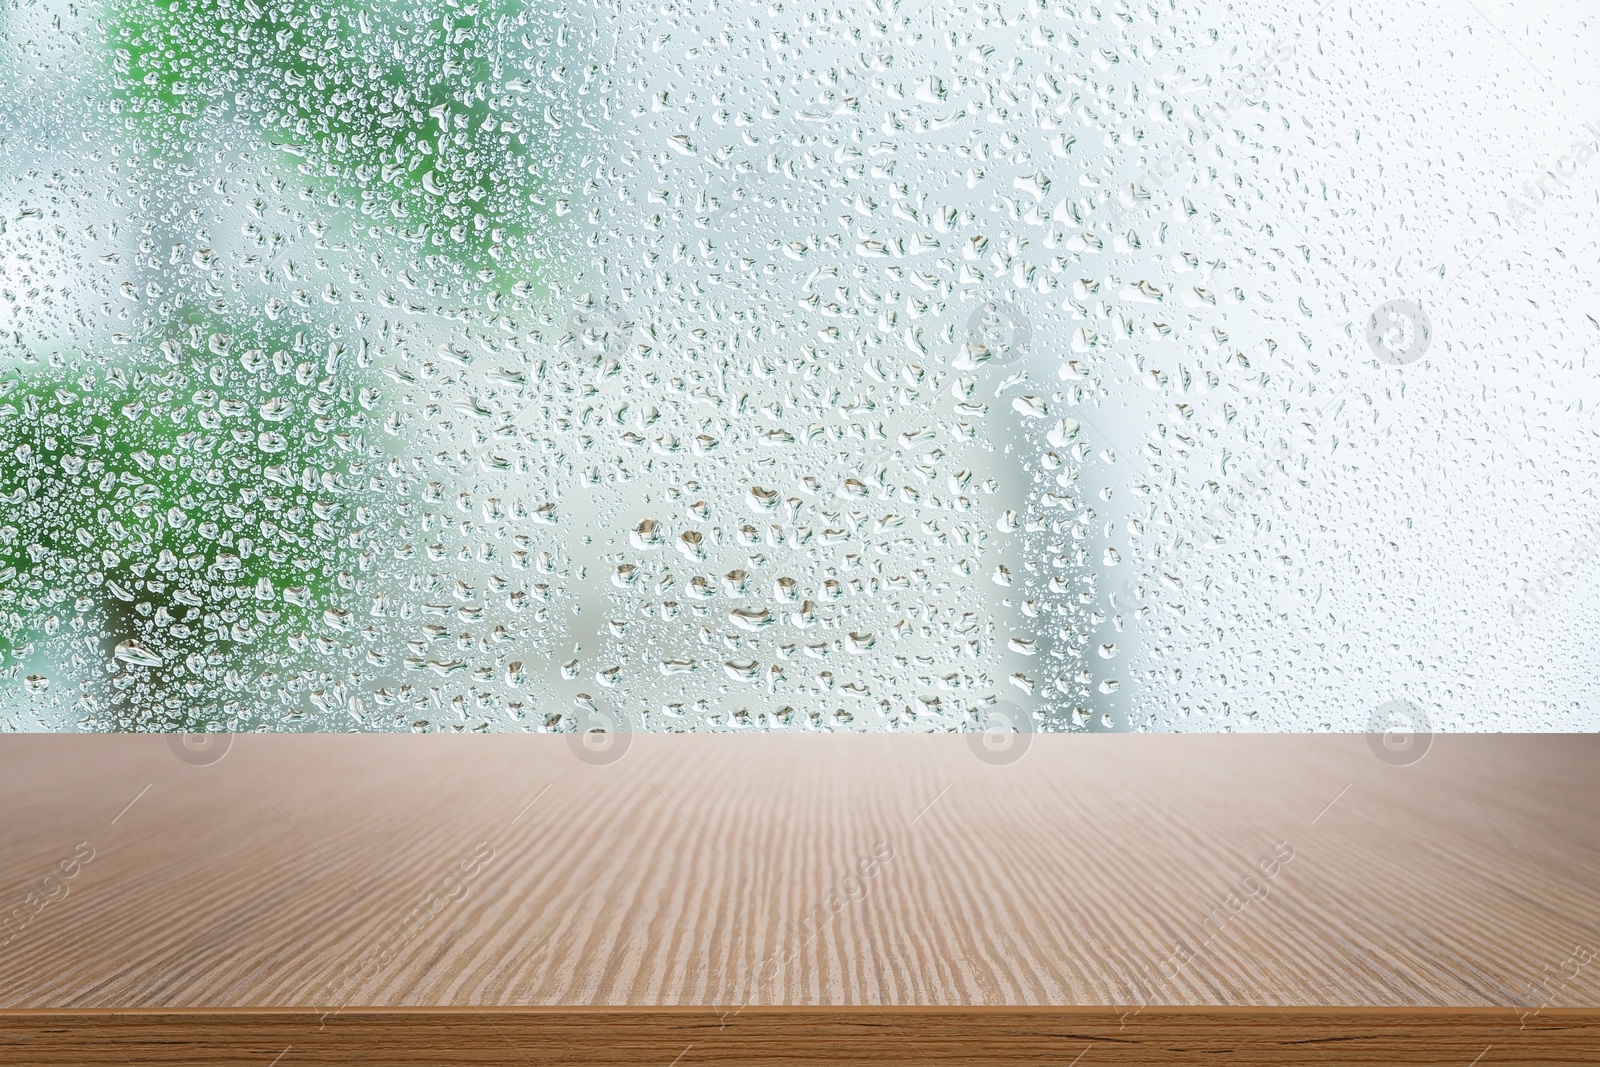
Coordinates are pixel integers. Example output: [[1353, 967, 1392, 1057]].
[[1, 0, 574, 728], [106, 0, 561, 276], [0, 316, 385, 729]]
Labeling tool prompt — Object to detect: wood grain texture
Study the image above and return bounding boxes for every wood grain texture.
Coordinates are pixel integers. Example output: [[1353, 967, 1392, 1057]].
[[1, 734, 1597, 1065], [3, 1008, 1598, 1066]]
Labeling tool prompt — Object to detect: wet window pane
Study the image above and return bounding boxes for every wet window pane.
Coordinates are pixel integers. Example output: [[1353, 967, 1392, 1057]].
[[2, 1, 1596, 735]]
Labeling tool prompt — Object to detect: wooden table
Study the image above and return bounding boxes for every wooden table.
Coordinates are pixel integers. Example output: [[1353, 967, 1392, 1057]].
[[1, 734, 1596, 1064]]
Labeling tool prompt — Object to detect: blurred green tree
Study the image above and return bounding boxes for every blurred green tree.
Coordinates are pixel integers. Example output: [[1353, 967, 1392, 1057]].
[[0, 317, 386, 731], [2, 0, 573, 729], [0, 0, 576, 729], [107, 0, 563, 276]]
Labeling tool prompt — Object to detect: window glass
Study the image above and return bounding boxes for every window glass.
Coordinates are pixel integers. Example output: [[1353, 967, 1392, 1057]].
[[2, 0, 1596, 734]]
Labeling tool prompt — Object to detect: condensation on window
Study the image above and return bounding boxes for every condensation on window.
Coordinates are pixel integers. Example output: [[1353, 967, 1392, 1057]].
[[1, 0, 1597, 735]]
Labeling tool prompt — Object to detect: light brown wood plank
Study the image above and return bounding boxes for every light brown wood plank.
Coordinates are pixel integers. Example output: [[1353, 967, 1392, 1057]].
[[2, 1008, 1598, 1066], [1, 735, 1596, 1062]]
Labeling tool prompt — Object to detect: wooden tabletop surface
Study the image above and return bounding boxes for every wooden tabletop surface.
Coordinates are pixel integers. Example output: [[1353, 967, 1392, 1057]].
[[1, 733, 1596, 1065]]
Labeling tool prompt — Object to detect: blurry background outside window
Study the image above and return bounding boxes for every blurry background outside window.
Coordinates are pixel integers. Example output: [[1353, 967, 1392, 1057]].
[[1, 0, 1597, 736]]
